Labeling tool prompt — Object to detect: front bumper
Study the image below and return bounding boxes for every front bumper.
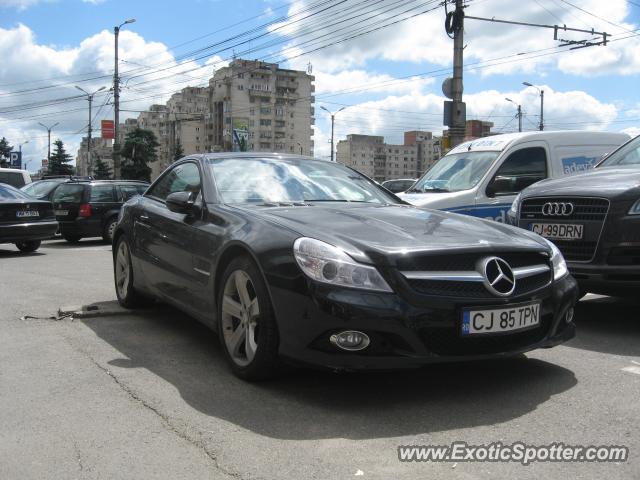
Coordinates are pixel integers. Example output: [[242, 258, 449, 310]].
[[269, 274, 578, 370], [0, 220, 59, 243]]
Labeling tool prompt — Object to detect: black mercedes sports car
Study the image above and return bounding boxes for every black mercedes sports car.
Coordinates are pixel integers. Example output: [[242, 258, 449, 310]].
[[113, 153, 578, 380]]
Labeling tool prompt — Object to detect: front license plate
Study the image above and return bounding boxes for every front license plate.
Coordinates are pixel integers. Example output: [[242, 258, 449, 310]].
[[16, 210, 39, 218], [461, 302, 540, 336], [530, 222, 583, 240], [54, 210, 68, 216]]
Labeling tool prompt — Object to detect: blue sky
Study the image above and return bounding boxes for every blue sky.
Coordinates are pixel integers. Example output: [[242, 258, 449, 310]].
[[1, 0, 639, 166]]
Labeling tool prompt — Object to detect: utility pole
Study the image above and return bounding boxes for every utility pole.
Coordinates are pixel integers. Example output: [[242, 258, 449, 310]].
[[505, 98, 522, 132], [38, 122, 59, 162], [443, 0, 466, 149], [113, 18, 136, 179], [76, 86, 106, 176], [320, 106, 346, 162]]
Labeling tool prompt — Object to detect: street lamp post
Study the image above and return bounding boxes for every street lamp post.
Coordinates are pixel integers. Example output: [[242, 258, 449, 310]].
[[18, 140, 29, 170], [320, 106, 346, 162], [38, 122, 59, 162], [523, 82, 544, 131], [76, 86, 106, 176], [113, 18, 136, 179], [505, 98, 522, 132]]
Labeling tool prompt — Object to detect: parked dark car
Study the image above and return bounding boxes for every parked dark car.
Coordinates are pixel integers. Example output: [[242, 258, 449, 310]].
[[0, 183, 58, 252], [53, 180, 148, 243], [112, 153, 577, 380], [381, 178, 417, 193], [510, 134, 640, 297]]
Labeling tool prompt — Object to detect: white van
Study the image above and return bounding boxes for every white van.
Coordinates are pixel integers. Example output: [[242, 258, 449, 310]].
[[0, 168, 32, 188], [399, 131, 629, 222]]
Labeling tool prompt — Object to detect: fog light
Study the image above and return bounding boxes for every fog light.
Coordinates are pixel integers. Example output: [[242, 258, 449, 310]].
[[565, 307, 575, 323], [330, 330, 370, 351]]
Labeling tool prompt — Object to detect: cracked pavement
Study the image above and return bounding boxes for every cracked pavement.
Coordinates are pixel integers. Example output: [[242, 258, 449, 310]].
[[1, 239, 639, 479]]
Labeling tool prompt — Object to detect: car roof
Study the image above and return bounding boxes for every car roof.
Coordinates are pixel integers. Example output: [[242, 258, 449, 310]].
[[447, 130, 631, 155]]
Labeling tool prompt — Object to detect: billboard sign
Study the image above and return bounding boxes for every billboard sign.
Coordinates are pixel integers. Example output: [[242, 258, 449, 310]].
[[101, 120, 115, 139], [232, 118, 249, 152]]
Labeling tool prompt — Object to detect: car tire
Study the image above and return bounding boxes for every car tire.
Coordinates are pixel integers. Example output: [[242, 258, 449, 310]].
[[217, 255, 280, 381], [62, 234, 81, 243], [114, 235, 146, 309], [103, 217, 118, 244], [15, 240, 41, 253]]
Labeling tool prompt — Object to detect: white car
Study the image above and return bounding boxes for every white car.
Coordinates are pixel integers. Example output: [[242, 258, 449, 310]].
[[399, 131, 629, 222], [0, 168, 32, 188]]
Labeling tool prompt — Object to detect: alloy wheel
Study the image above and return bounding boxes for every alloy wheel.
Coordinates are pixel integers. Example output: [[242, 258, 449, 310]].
[[221, 270, 260, 367], [115, 240, 131, 300]]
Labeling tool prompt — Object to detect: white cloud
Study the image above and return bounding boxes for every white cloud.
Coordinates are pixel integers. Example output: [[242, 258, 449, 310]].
[[622, 127, 640, 138], [0, 24, 213, 167], [318, 86, 620, 148], [272, 0, 640, 77], [314, 70, 433, 96], [0, 0, 45, 10]]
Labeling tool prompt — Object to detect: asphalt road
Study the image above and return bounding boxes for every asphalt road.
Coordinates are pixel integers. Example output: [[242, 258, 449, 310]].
[[1, 239, 639, 480]]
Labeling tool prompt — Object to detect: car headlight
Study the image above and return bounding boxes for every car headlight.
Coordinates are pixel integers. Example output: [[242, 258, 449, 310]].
[[293, 237, 393, 292], [509, 192, 522, 216], [544, 238, 568, 280], [628, 199, 640, 215]]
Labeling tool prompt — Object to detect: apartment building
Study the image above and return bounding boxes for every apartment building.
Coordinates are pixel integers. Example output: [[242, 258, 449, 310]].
[[82, 59, 314, 181], [336, 131, 441, 182], [75, 137, 114, 177], [208, 59, 315, 156]]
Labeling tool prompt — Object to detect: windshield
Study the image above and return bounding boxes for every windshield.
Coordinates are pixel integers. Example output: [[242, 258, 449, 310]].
[[208, 157, 397, 205], [598, 135, 640, 167], [408, 151, 500, 193], [0, 183, 33, 200], [21, 180, 62, 197]]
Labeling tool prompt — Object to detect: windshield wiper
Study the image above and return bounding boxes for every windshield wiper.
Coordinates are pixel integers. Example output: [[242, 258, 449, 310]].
[[303, 199, 374, 203], [405, 187, 450, 193]]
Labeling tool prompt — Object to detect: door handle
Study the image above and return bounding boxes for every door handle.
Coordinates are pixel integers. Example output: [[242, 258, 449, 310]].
[[140, 214, 150, 220]]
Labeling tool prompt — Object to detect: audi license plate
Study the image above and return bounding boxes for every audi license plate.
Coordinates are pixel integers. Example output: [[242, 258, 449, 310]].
[[16, 210, 39, 218], [54, 210, 68, 216], [461, 302, 540, 336], [530, 223, 583, 240]]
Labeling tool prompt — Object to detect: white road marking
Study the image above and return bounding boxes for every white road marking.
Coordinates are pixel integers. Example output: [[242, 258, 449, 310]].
[[621, 366, 640, 376]]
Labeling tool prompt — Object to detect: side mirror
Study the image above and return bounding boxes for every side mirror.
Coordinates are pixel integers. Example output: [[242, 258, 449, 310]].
[[166, 191, 195, 214], [487, 176, 515, 197]]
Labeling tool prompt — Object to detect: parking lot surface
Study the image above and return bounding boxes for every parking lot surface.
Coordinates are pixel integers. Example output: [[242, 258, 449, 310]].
[[1, 239, 638, 479]]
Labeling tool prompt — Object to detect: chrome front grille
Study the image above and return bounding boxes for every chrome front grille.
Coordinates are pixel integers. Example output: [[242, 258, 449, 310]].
[[399, 252, 552, 299]]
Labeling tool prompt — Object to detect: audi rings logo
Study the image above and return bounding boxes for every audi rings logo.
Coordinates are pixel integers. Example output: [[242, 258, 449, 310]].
[[542, 202, 574, 216], [480, 257, 516, 297]]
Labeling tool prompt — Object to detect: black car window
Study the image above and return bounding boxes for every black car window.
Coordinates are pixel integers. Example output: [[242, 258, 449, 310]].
[[89, 185, 116, 202], [0, 183, 32, 200], [52, 184, 85, 203], [147, 163, 201, 201], [119, 184, 146, 201], [0, 171, 26, 188], [488, 147, 547, 195]]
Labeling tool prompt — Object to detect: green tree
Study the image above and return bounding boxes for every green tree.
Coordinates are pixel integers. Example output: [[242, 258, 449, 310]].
[[48, 139, 74, 175], [93, 157, 112, 179], [0, 137, 13, 168], [120, 128, 159, 182], [173, 139, 184, 162]]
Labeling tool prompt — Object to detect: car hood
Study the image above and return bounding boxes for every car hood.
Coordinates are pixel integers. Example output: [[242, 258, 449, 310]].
[[234, 203, 548, 265], [521, 167, 640, 199]]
